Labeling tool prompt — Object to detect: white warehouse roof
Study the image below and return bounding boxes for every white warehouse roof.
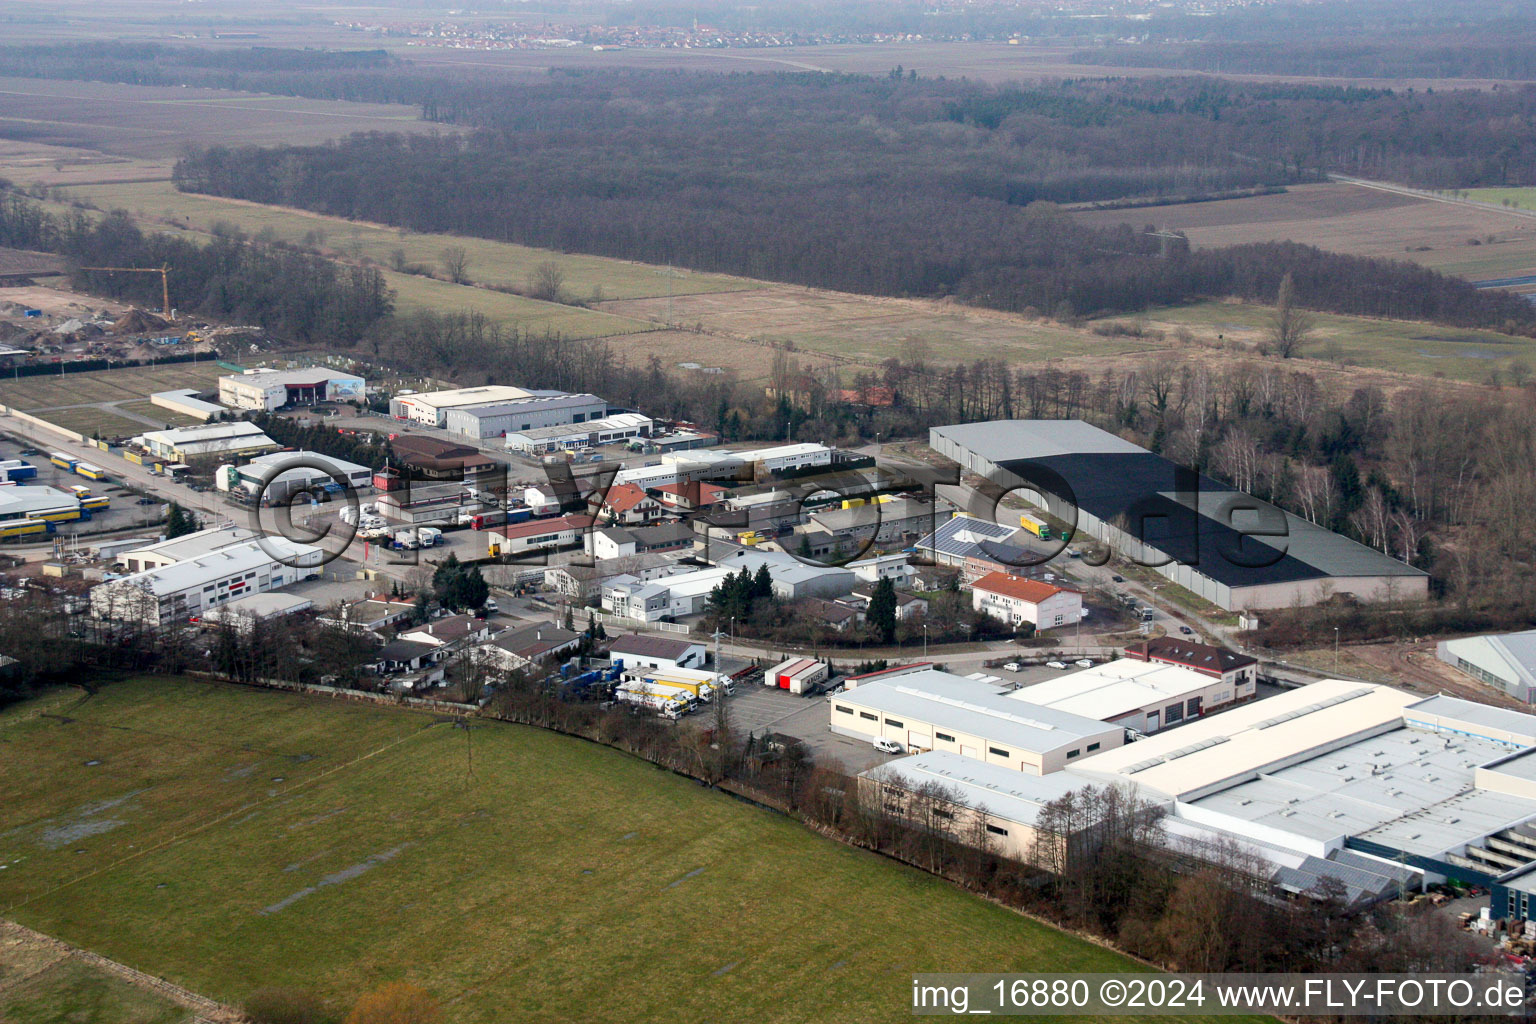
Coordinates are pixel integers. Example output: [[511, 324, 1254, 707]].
[[118, 538, 321, 596], [1009, 659, 1231, 724], [1070, 679, 1419, 800], [122, 525, 257, 563], [842, 669, 1116, 755], [400, 385, 537, 410], [0, 484, 79, 519]]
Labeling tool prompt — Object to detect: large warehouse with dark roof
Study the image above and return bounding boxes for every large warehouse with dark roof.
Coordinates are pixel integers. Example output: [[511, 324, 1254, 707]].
[[929, 419, 1428, 611]]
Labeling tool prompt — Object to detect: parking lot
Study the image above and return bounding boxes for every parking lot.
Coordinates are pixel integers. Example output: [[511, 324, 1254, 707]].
[[714, 681, 890, 773]]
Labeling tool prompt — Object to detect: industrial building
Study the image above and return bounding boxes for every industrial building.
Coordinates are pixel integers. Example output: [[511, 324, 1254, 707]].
[[862, 752, 1084, 864], [831, 669, 1125, 775], [929, 420, 1430, 611], [0, 485, 81, 523], [443, 393, 609, 440], [225, 451, 374, 503], [864, 677, 1536, 907], [202, 592, 314, 632], [614, 443, 834, 491], [1009, 658, 1253, 734], [1125, 637, 1259, 692], [801, 495, 937, 553], [912, 513, 1036, 583], [586, 521, 694, 560], [90, 537, 323, 626], [969, 573, 1082, 631], [486, 514, 595, 557], [609, 634, 706, 672], [150, 389, 224, 422], [386, 435, 499, 480], [1438, 631, 1536, 704], [140, 422, 279, 464], [602, 548, 855, 622], [503, 412, 654, 455], [218, 367, 366, 412], [376, 483, 474, 526], [389, 385, 540, 427], [116, 525, 257, 573]]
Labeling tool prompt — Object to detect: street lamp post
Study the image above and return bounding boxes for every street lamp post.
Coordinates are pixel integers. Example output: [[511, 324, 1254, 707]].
[[1334, 626, 1340, 673], [923, 623, 928, 659]]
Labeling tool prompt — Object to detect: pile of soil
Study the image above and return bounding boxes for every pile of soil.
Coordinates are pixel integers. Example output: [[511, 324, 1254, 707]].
[[110, 309, 169, 334]]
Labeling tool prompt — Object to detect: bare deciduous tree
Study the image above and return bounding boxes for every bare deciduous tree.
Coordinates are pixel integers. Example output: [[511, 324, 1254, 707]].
[[1268, 272, 1315, 358], [530, 260, 566, 303], [440, 246, 470, 284]]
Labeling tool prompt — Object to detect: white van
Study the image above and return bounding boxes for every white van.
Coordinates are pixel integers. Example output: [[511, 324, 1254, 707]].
[[873, 737, 905, 754]]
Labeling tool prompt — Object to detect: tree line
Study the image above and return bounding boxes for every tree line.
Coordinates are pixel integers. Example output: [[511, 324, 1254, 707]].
[[0, 190, 392, 344], [169, 69, 1536, 330]]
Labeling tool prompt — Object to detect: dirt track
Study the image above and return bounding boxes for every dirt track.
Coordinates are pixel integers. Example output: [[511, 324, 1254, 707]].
[[1347, 640, 1527, 708]]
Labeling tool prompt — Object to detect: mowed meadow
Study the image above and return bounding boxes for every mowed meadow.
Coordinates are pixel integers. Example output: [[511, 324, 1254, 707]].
[[0, 678, 1177, 1024]]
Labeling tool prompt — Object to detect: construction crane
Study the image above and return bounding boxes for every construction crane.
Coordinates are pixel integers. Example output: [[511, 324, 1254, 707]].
[[77, 264, 171, 319]]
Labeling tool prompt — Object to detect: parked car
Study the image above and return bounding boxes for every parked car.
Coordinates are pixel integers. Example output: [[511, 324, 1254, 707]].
[[872, 737, 905, 754], [136, 497, 156, 505], [1111, 574, 1124, 583], [1046, 660, 1068, 670], [1004, 661, 1023, 672], [1179, 625, 1194, 635], [1075, 659, 1093, 668]]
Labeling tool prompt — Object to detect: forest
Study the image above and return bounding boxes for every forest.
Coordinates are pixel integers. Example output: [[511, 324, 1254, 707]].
[[0, 190, 392, 344], [171, 70, 1536, 331]]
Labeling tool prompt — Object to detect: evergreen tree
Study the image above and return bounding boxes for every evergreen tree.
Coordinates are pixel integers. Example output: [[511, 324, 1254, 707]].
[[868, 577, 898, 645], [164, 502, 196, 539], [431, 552, 461, 603], [460, 565, 488, 610], [410, 591, 431, 626], [751, 563, 774, 603]]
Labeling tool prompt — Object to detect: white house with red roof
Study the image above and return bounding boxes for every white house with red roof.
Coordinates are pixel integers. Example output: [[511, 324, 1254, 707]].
[[970, 572, 1082, 631], [599, 483, 667, 525]]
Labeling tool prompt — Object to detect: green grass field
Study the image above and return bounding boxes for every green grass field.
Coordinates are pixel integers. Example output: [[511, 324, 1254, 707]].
[[117, 400, 201, 429], [381, 270, 657, 338], [28, 406, 153, 440], [1464, 188, 1536, 213], [1141, 300, 1536, 382], [0, 956, 189, 1024], [0, 364, 226, 412], [0, 678, 1167, 1024]]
